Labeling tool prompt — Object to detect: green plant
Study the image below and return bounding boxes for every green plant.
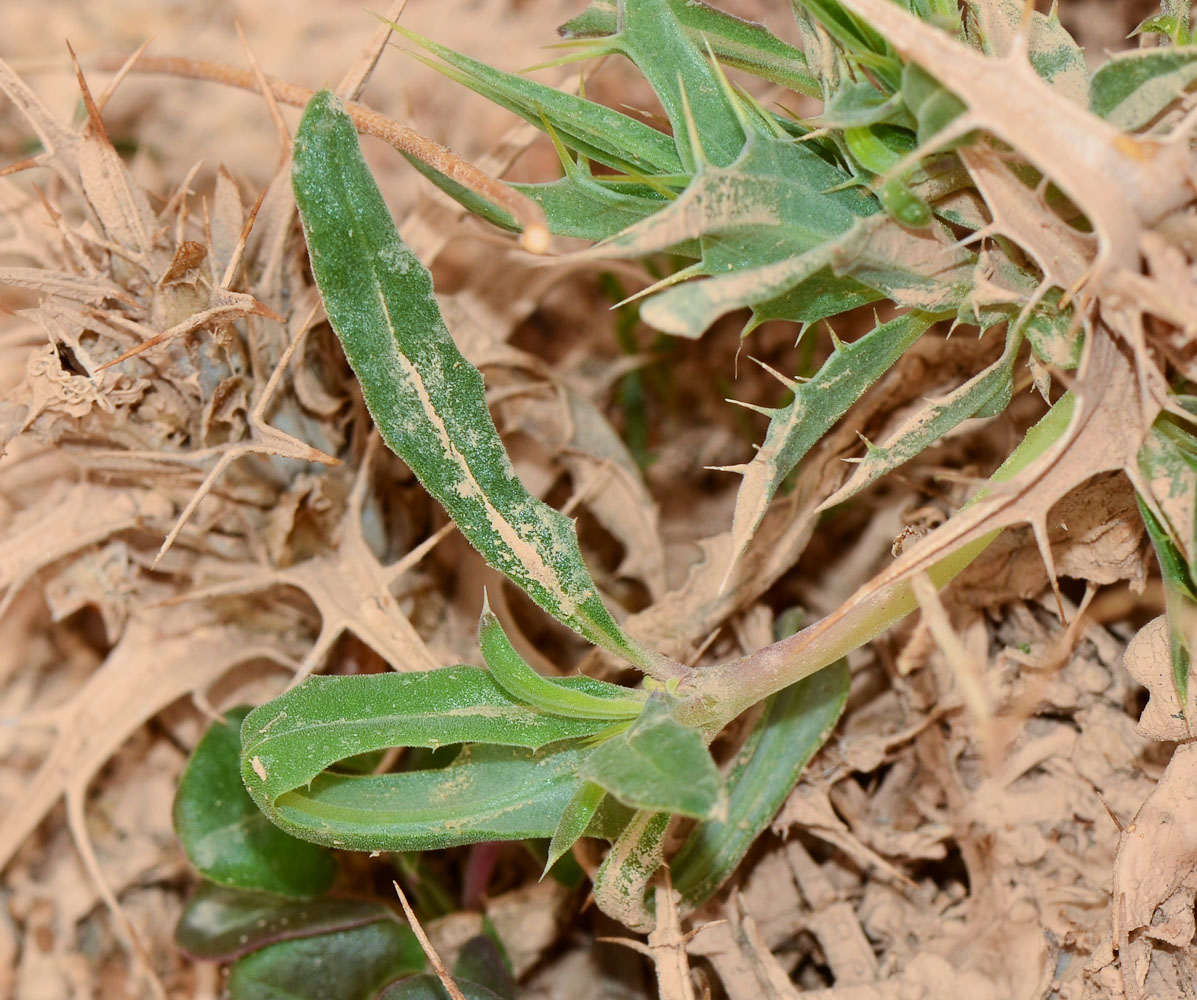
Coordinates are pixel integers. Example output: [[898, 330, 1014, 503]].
[[181, 0, 1194, 945]]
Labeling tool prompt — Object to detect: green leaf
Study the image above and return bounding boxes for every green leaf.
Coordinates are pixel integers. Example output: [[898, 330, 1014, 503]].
[[1138, 496, 1196, 710], [247, 742, 599, 853], [613, 0, 748, 169], [591, 809, 669, 932], [240, 668, 629, 805], [1090, 46, 1197, 129], [1138, 418, 1197, 578], [966, 0, 1088, 105], [545, 781, 607, 875], [175, 881, 393, 961], [225, 920, 424, 1000], [478, 608, 646, 721], [559, 0, 820, 97], [452, 935, 516, 1000], [589, 137, 971, 336], [671, 660, 850, 910], [292, 90, 656, 669], [579, 700, 725, 819], [388, 23, 682, 176], [729, 310, 939, 568], [375, 976, 505, 1000], [820, 324, 1023, 508], [174, 707, 336, 898]]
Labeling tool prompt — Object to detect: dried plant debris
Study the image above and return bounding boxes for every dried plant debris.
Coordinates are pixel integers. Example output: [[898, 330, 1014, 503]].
[[3, 0, 1197, 998]]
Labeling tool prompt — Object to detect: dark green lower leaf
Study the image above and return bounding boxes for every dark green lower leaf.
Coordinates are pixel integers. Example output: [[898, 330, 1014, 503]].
[[175, 881, 393, 961], [375, 976, 505, 1000], [226, 919, 424, 1000], [174, 707, 336, 898]]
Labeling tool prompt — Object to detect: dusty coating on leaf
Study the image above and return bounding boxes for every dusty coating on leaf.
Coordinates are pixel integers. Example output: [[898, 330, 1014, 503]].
[[291, 89, 643, 664]]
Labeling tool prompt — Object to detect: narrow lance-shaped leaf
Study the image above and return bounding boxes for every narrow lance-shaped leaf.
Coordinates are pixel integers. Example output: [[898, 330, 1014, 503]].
[[559, 0, 820, 97], [1089, 46, 1197, 129], [478, 605, 647, 721], [544, 781, 607, 876], [670, 659, 850, 911], [292, 91, 661, 672], [728, 309, 939, 571], [240, 667, 630, 806], [247, 742, 597, 854], [1138, 497, 1196, 711], [819, 324, 1023, 510], [386, 23, 682, 176], [613, 0, 748, 169]]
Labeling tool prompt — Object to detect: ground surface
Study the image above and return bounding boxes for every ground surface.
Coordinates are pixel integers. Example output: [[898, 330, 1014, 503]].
[[1, 2, 1193, 999]]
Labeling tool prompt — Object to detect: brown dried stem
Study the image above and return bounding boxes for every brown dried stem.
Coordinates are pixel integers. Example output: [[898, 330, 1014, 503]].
[[91, 52, 550, 252]]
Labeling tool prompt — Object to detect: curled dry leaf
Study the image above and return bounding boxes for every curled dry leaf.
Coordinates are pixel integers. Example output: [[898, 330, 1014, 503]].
[[1123, 616, 1197, 741]]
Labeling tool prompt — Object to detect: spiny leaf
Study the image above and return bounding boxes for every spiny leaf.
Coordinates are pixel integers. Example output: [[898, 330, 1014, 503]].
[[1090, 45, 1197, 129], [966, 0, 1088, 106], [819, 324, 1023, 509], [585, 136, 970, 335], [612, 0, 749, 168], [292, 90, 657, 670], [729, 310, 939, 569], [386, 22, 682, 176]]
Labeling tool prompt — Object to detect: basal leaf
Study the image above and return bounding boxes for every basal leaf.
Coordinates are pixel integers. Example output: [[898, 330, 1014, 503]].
[[966, 0, 1088, 106], [174, 707, 336, 898], [478, 608, 646, 721], [240, 668, 629, 805], [292, 91, 658, 670], [559, 0, 820, 97], [376, 976, 505, 1000], [670, 659, 850, 910], [1089, 46, 1197, 129], [729, 310, 940, 568], [249, 743, 594, 853], [175, 881, 394, 961], [225, 919, 424, 1000], [578, 699, 725, 819]]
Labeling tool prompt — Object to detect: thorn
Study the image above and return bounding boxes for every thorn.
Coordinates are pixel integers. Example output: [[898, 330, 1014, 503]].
[[676, 72, 709, 170], [746, 355, 801, 392], [65, 41, 110, 144], [705, 463, 749, 475], [725, 398, 778, 418], [1030, 516, 1067, 622], [824, 321, 844, 351]]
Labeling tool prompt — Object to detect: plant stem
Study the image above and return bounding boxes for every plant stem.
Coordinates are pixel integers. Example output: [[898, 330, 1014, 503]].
[[92, 53, 549, 250], [680, 390, 1077, 731]]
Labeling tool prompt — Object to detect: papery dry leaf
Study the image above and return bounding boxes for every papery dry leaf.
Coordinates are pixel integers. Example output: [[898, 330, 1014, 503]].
[[1113, 742, 1197, 950], [1124, 616, 1196, 741]]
